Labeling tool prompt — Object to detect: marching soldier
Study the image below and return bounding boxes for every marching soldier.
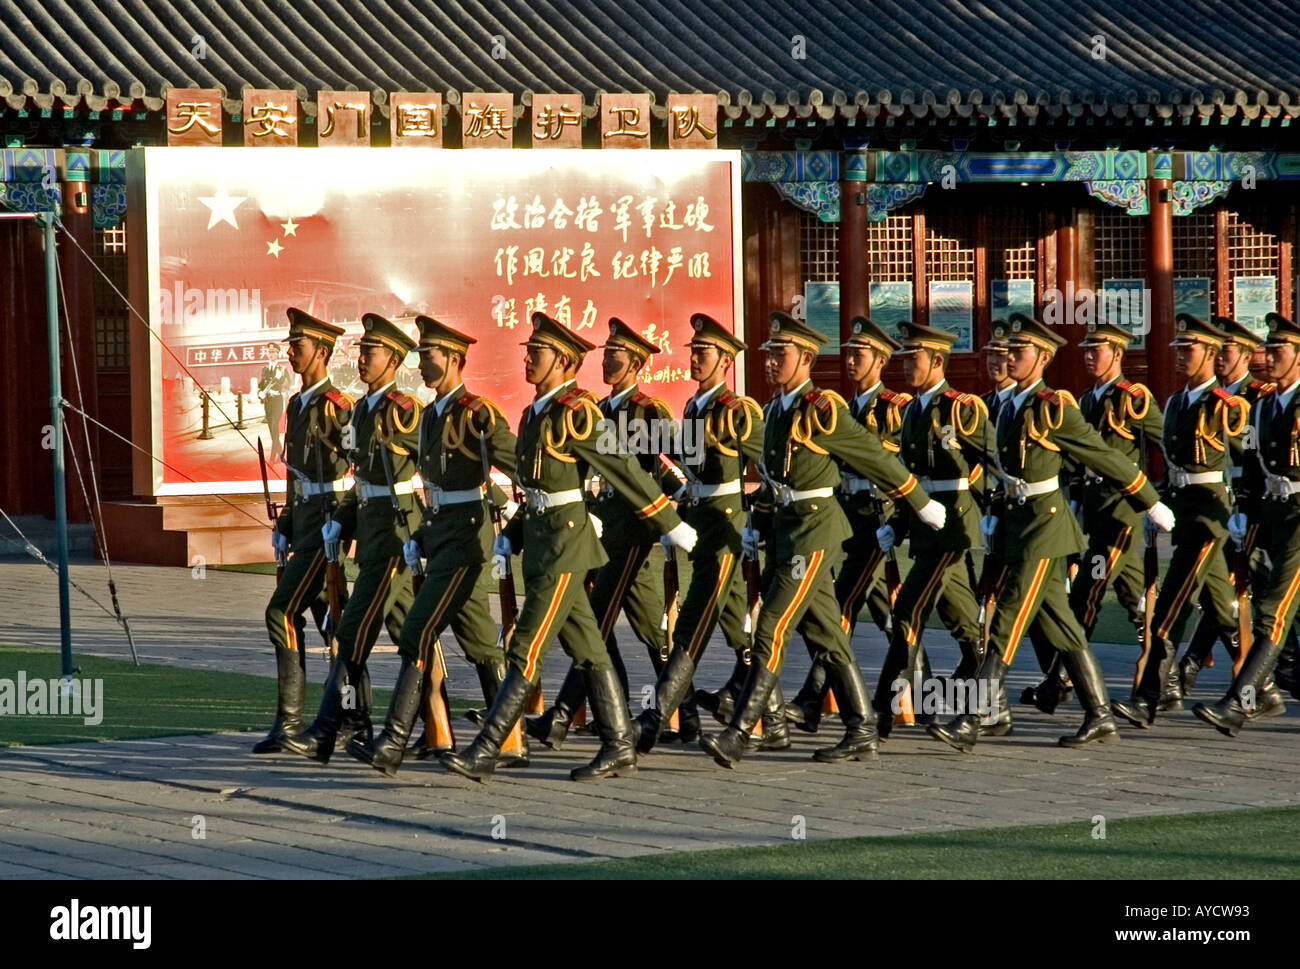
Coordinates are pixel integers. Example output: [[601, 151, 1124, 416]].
[[346, 316, 522, 776], [283, 314, 423, 763], [1194, 312, 1300, 735], [526, 319, 689, 749], [255, 309, 351, 754], [1023, 323, 1163, 711], [699, 312, 946, 768], [441, 313, 697, 783], [929, 314, 1175, 754], [785, 317, 907, 732], [633, 313, 777, 754], [1177, 317, 1281, 694], [1112, 315, 1245, 728], [873, 323, 990, 734]]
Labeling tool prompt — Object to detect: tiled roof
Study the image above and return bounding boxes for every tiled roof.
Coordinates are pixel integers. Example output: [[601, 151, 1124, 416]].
[[3, 0, 1298, 121]]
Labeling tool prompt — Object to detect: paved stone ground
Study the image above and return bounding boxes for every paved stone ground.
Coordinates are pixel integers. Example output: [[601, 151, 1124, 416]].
[[1, 560, 1298, 879]]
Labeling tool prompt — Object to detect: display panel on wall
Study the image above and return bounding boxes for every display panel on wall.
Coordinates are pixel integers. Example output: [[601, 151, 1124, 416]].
[[140, 148, 743, 495]]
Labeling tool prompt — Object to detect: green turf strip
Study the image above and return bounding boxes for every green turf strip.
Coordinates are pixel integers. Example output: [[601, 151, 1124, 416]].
[[409, 805, 1300, 880], [0, 644, 477, 746]]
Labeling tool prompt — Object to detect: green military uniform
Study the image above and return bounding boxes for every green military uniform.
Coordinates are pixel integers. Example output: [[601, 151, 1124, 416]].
[[255, 309, 352, 754], [1195, 312, 1300, 735], [1178, 316, 1278, 691], [700, 312, 935, 768], [442, 313, 690, 784], [634, 313, 770, 753], [529, 319, 682, 748], [786, 317, 908, 731], [284, 313, 423, 763], [1114, 315, 1246, 727], [345, 316, 523, 776], [931, 314, 1162, 754], [874, 323, 987, 733]]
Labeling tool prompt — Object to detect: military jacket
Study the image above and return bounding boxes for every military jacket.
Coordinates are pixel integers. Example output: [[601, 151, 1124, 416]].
[[591, 387, 677, 547], [1073, 376, 1163, 532], [1160, 379, 1248, 536], [334, 383, 423, 564], [760, 383, 930, 564], [1224, 377, 1274, 511], [895, 381, 987, 553], [838, 386, 910, 546], [275, 379, 354, 549], [670, 385, 765, 559], [504, 382, 683, 580], [414, 387, 518, 572], [991, 382, 1159, 564], [1243, 383, 1300, 538]]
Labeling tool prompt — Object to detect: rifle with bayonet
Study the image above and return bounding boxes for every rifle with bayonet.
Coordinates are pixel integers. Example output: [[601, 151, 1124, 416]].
[[1139, 424, 1159, 688], [740, 446, 762, 636], [258, 438, 285, 583], [657, 454, 687, 662], [313, 432, 344, 656]]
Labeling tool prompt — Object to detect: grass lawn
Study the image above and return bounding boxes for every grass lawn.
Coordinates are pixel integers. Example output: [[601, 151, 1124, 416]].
[[410, 805, 1300, 880], [0, 644, 476, 746]]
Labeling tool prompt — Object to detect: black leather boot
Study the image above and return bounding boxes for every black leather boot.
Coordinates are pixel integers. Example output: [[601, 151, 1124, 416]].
[[676, 688, 702, 744], [412, 661, 482, 761], [1245, 679, 1288, 720], [524, 664, 584, 750], [696, 650, 749, 724], [785, 657, 827, 732], [753, 674, 792, 751], [440, 665, 534, 782], [281, 656, 353, 764], [1020, 654, 1073, 714], [347, 656, 424, 776], [634, 647, 696, 754], [929, 652, 1006, 753], [813, 659, 878, 762], [1273, 631, 1299, 695], [1058, 648, 1121, 747], [336, 663, 372, 750], [571, 666, 638, 781], [460, 661, 502, 727], [1195, 637, 1286, 737], [978, 677, 1013, 737], [699, 664, 777, 768], [253, 646, 306, 754], [1112, 634, 1174, 728]]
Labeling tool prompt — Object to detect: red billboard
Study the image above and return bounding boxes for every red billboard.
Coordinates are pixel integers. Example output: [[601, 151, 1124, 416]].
[[142, 147, 742, 495]]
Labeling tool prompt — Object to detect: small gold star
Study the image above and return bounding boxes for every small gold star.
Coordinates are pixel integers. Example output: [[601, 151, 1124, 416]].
[[267, 239, 284, 258]]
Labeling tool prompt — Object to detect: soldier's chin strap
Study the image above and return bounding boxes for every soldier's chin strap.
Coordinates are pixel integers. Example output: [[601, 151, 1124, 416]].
[[698, 348, 729, 388]]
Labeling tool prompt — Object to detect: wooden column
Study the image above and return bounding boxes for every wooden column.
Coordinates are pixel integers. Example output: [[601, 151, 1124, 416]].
[[1147, 178, 1175, 401], [912, 210, 927, 323], [1280, 204, 1294, 320], [1214, 208, 1230, 317], [839, 174, 868, 395]]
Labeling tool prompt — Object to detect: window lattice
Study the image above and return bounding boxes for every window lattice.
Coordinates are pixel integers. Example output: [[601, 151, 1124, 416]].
[[1226, 206, 1280, 277], [1094, 208, 1147, 280], [924, 210, 975, 281], [867, 213, 913, 281], [989, 208, 1036, 279], [93, 224, 129, 368], [799, 212, 840, 283], [1172, 211, 1217, 309]]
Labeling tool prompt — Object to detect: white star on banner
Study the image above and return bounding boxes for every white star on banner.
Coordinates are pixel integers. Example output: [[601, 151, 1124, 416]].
[[267, 239, 284, 258], [198, 183, 247, 230], [281, 218, 299, 237]]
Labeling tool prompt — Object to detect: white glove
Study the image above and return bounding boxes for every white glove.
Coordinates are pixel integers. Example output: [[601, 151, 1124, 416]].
[[664, 521, 698, 554], [590, 514, 604, 539], [1227, 512, 1249, 545], [403, 538, 421, 568], [1146, 501, 1176, 533], [493, 534, 512, 558], [917, 499, 946, 531], [876, 524, 896, 552], [320, 519, 341, 563], [271, 531, 289, 557], [741, 526, 760, 560], [503, 498, 521, 521], [979, 514, 999, 552]]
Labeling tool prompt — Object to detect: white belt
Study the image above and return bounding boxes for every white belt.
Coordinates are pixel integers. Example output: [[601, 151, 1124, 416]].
[[358, 480, 415, 500], [424, 483, 486, 512], [919, 477, 970, 493], [841, 475, 875, 496], [1004, 475, 1059, 502], [1263, 476, 1300, 499], [295, 478, 347, 497], [1167, 467, 1223, 489], [771, 484, 835, 506], [688, 479, 741, 501], [523, 487, 584, 511]]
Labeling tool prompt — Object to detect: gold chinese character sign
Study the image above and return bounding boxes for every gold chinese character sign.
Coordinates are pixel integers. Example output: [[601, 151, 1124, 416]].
[[166, 89, 223, 146], [667, 94, 718, 149], [390, 92, 443, 147], [242, 89, 298, 147], [317, 91, 370, 146], [530, 94, 583, 148], [460, 92, 514, 148], [601, 94, 651, 149]]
